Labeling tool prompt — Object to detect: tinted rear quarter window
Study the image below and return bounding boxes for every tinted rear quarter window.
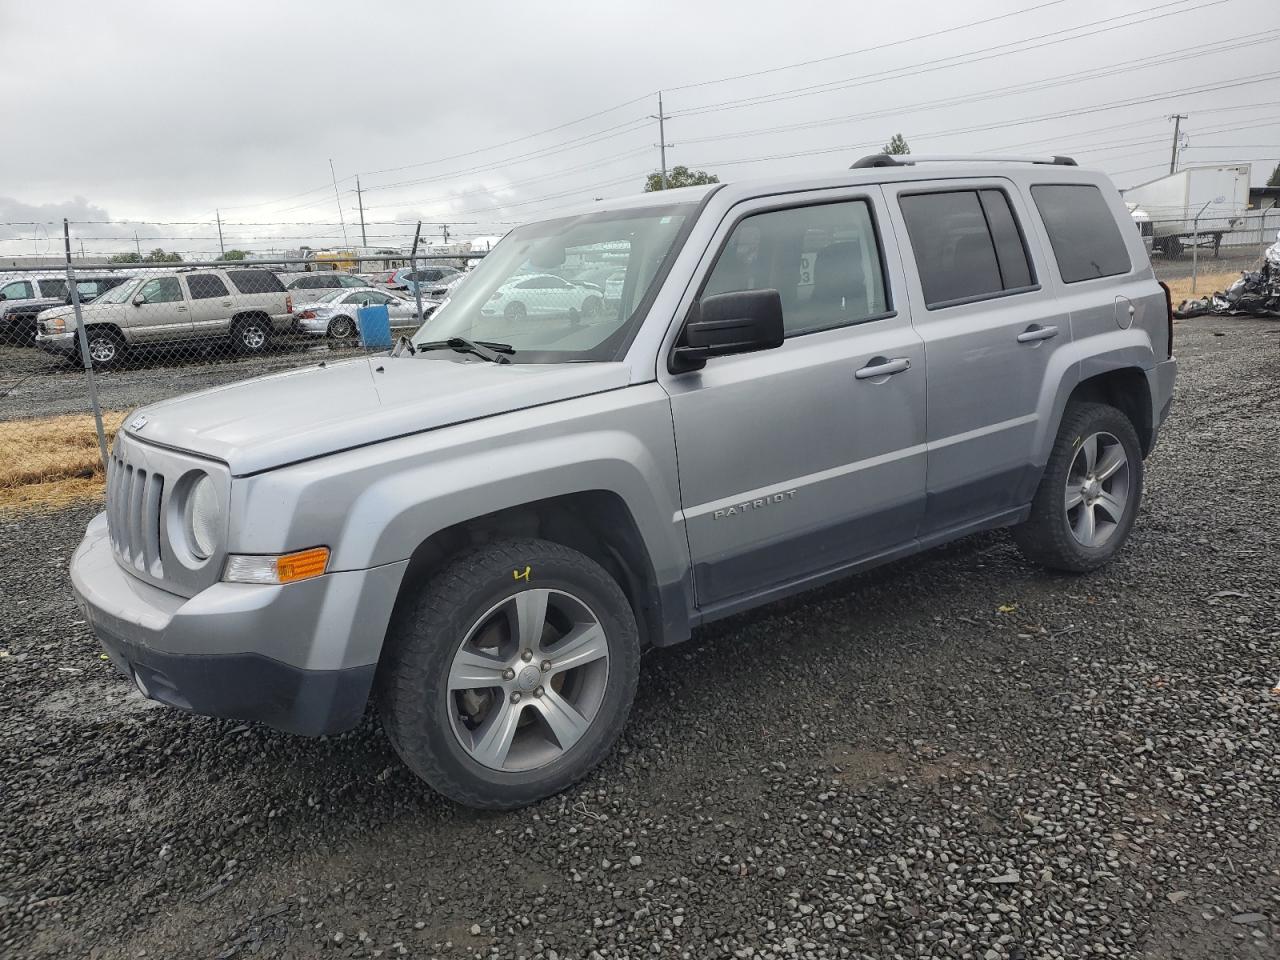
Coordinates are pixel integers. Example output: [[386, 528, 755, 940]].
[[228, 270, 286, 294], [1031, 184, 1131, 283], [900, 191, 1003, 306]]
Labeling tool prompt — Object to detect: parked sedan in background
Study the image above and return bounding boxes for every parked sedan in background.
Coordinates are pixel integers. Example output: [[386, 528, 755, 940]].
[[293, 287, 436, 339], [480, 272, 605, 321], [280, 271, 372, 306]]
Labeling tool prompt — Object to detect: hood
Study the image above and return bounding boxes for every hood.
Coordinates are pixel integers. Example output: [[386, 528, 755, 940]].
[[125, 355, 631, 475]]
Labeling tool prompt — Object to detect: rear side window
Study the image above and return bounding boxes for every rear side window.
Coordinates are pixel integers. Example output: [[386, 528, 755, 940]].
[[186, 274, 229, 299], [899, 189, 1036, 308], [1031, 184, 1131, 283], [228, 270, 286, 294], [38, 278, 68, 299]]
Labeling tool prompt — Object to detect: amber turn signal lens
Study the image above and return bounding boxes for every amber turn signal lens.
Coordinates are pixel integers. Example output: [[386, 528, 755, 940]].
[[275, 547, 330, 583]]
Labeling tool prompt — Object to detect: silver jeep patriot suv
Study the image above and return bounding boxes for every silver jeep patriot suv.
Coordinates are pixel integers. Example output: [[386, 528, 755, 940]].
[[70, 155, 1177, 808]]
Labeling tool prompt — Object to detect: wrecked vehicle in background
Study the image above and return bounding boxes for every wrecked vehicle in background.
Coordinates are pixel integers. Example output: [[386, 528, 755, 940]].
[[1175, 232, 1280, 319]]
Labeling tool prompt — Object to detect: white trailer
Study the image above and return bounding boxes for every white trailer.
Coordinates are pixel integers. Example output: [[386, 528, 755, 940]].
[[1121, 164, 1251, 258]]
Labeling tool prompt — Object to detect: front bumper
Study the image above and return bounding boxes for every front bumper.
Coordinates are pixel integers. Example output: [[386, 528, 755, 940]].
[[70, 513, 407, 736], [35, 330, 77, 355]]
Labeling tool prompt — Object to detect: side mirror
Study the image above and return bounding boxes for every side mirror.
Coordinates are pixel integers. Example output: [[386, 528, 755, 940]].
[[670, 289, 784, 373], [132, 294, 144, 306]]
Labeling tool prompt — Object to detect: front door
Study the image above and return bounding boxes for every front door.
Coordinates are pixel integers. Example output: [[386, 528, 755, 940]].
[[885, 180, 1072, 538], [661, 190, 927, 613], [127, 276, 191, 343]]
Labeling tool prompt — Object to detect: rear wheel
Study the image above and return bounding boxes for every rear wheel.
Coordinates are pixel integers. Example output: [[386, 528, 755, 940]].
[[581, 296, 602, 320], [233, 317, 270, 354], [1012, 402, 1143, 573], [504, 301, 527, 321], [378, 538, 640, 809]]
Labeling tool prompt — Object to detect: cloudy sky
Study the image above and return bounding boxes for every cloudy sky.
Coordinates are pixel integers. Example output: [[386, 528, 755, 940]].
[[2, 0, 1277, 255]]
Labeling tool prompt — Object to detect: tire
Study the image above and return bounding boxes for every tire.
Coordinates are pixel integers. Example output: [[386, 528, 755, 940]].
[[504, 301, 527, 321], [327, 315, 356, 340], [1012, 401, 1144, 573], [1159, 236, 1183, 259], [378, 538, 641, 809], [79, 328, 124, 370], [581, 296, 602, 320], [233, 317, 270, 354]]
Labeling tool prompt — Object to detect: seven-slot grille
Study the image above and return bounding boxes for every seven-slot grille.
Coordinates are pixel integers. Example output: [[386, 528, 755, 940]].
[[106, 453, 165, 577]]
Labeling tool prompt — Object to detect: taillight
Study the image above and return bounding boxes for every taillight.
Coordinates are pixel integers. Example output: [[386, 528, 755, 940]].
[[285, 295, 293, 313], [298, 310, 316, 319], [1158, 281, 1174, 358]]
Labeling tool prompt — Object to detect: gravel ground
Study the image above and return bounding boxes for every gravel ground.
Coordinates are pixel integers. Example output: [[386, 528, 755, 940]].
[[2, 316, 1279, 960]]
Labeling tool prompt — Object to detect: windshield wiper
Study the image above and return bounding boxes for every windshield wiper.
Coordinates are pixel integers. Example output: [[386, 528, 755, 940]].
[[416, 337, 514, 364], [390, 335, 415, 357]]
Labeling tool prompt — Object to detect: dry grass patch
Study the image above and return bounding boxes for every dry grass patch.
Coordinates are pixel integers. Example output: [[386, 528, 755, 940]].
[[1164, 270, 1243, 306], [0, 411, 127, 514]]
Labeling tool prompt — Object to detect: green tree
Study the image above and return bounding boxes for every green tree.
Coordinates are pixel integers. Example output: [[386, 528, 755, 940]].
[[218, 249, 249, 261], [109, 251, 142, 263], [145, 248, 182, 263], [1268, 162, 1280, 187], [644, 165, 720, 192], [882, 133, 910, 156]]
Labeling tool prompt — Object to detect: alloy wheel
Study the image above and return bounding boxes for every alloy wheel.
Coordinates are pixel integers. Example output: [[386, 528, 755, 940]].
[[1065, 431, 1130, 548], [447, 588, 610, 772]]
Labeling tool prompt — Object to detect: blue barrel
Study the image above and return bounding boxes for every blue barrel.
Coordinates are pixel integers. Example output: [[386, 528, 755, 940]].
[[356, 304, 392, 349]]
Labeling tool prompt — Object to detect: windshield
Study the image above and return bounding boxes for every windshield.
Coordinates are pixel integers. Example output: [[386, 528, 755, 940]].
[[92, 278, 141, 305], [412, 203, 694, 362]]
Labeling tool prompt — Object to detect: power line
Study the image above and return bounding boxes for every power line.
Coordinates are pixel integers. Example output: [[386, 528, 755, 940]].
[[669, 0, 1222, 118], [664, 0, 1070, 93]]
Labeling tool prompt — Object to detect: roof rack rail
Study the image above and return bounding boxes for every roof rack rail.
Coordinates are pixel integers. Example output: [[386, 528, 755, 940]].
[[850, 153, 1077, 169]]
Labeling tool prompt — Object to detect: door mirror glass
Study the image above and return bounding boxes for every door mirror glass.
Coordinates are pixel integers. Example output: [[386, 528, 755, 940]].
[[671, 289, 784, 373]]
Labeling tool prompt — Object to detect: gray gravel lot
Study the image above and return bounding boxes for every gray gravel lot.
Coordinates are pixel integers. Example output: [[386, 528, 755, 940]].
[[1, 316, 1279, 960]]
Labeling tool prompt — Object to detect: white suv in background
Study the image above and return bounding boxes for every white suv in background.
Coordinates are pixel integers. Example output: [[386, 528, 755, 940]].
[[35, 267, 292, 367]]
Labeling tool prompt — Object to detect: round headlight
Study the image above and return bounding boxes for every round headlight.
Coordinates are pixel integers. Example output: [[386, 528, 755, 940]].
[[187, 474, 221, 560]]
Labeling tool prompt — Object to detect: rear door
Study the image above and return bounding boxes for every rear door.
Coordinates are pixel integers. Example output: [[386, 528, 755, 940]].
[[662, 189, 927, 612], [884, 179, 1069, 538], [182, 273, 234, 337]]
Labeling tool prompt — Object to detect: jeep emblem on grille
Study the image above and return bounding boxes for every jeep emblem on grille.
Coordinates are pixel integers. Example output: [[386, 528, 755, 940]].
[[129, 415, 148, 431]]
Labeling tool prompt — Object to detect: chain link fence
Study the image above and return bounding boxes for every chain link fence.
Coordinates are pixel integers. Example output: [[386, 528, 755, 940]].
[[0, 224, 485, 504]]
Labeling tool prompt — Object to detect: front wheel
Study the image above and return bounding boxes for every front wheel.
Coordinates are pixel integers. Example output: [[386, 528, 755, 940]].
[[327, 315, 356, 340], [79, 328, 125, 369], [378, 539, 640, 809], [1012, 401, 1143, 573]]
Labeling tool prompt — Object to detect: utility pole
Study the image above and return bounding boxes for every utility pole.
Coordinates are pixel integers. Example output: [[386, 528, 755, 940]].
[[442, 223, 450, 244], [134, 230, 141, 259], [329, 158, 350, 249], [355, 176, 367, 247], [215, 209, 226, 259], [1169, 114, 1187, 174], [651, 92, 673, 189]]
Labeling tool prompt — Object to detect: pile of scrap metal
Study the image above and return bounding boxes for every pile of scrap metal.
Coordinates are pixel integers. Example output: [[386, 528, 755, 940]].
[[1175, 232, 1280, 319]]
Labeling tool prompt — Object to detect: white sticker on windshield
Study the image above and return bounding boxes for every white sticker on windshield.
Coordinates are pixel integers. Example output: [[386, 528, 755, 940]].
[[660, 217, 672, 224]]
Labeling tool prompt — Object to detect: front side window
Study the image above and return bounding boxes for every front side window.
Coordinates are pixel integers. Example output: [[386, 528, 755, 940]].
[[412, 203, 694, 362], [0, 280, 34, 300], [186, 274, 229, 299], [1031, 184, 1132, 283], [899, 188, 1035, 308], [702, 199, 889, 337], [138, 277, 183, 304]]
